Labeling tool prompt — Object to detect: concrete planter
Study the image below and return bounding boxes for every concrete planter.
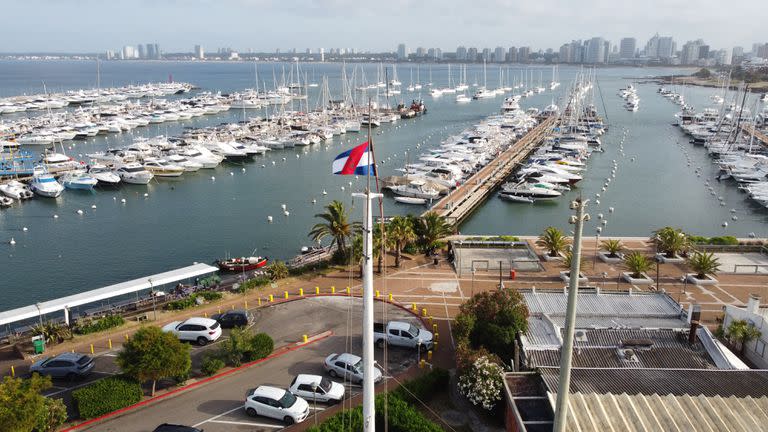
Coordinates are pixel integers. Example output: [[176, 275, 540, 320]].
[[622, 272, 654, 285], [560, 271, 589, 285], [686, 273, 718, 285], [542, 253, 565, 262], [598, 251, 624, 264], [656, 253, 684, 264]]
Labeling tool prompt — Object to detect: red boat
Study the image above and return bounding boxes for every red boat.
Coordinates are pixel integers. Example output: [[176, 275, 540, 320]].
[[216, 256, 268, 272]]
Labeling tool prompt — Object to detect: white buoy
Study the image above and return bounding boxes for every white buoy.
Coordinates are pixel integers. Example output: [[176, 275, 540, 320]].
[[22, 227, 28, 232], [281, 204, 287, 210], [341, 186, 345, 191], [53, 214, 59, 219], [272, 161, 276, 165], [596, 193, 601, 198], [631, 157, 636, 162], [730, 208, 737, 213], [732, 216, 738, 221], [608, 207, 614, 213], [242, 168, 246, 172], [211, 176, 216, 181], [596, 227, 602, 233], [597, 213, 604, 219], [113, 196, 117, 201], [718, 196, 723, 200], [296, 154, 300, 158], [267, 216, 273, 223], [261, 164, 266, 168], [121, 198, 126, 204], [282, 157, 286, 161], [722, 221, 728, 227], [312, 199, 316, 204], [595, 200, 600, 205], [9, 238, 15, 245], [602, 220, 608, 226], [322, 190, 327, 195], [284, 210, 290, 216], [144, 193, 149, 198], [91, 205, 97, 209], [230, 172, 234, 176], [76, 209, 84, 215]]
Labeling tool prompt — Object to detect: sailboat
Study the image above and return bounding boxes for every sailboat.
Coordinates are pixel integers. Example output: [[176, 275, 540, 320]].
[[472, 61, 496, 99]]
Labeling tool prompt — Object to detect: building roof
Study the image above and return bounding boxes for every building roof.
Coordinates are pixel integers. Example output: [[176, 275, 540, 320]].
[[538, 367, 768, 397], [522, 290, 684, 320], [561, 392, 768, 432], [526, 346, 715, 369]]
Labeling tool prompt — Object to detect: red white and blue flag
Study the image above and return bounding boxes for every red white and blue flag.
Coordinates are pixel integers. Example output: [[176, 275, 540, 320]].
[[332, 142, 376, 176]]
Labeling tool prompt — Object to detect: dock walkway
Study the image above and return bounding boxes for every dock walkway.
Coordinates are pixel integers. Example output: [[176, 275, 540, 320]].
[[741, 124, 768, 146], [425, 116, 556, 225]]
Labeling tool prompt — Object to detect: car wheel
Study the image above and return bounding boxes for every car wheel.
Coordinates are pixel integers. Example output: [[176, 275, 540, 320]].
[[246, 407, 257, 417], [284, 416, 294, 425], [329, 369, 338, 378], [197, 336, 208, 346]]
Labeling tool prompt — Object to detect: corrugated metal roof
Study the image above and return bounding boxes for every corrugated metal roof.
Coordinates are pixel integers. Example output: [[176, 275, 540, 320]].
[[523, 291, 683, 319], [547, 316, 689, 329], [526, 347, 716, 369], [538, 368, 768, 397], [522, 315, 562, 347], [563, 393, 768, 432]]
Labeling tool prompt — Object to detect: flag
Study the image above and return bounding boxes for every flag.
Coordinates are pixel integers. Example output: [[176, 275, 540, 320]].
[[332, 142, 376, 176]]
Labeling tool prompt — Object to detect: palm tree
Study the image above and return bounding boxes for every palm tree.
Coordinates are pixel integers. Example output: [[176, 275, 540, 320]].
[[688, 251, 721, 279], [387, 216, 416, 267], [536, 227, 570, 258], [414, 212, 453, 256], [308, 200, 360, 259], [267, 260, 289, 280], [623, 252, 654, 279], [562, 250, 586, 274], [726, 319, 762, 355], [652, 227, 690, 258], [600, 239, 625, 258]]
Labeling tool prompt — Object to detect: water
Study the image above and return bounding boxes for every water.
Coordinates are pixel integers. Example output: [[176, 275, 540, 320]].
[[1, 60, 766, 311]]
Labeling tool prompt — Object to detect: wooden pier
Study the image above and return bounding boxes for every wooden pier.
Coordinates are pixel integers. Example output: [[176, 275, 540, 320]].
[[425, 116, 557, 225], [741, 124, 768, 147]]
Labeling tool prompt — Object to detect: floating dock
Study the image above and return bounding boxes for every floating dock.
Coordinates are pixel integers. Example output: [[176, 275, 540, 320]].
[[425, 116, 557, 225]]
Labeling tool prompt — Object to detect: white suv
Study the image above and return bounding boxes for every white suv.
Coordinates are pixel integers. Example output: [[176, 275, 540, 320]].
[[245, 386, 309, 425], [289, 374, 345, 403], [162, 317, 222, 346]]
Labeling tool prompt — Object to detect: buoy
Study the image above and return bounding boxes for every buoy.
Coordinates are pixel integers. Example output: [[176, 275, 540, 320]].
[[282, 157, 286, 161], [596, 227, 602, 233], [9, 238, 16, 245], [322, 190, 327, 195], [271, 161, 276, 165], [749, 232, 756, 238], [732, 216, 738, 221], [595, 200, 600, 205], [121, 198, 126, 203], [144, 193, 148, 198], [53, 214, 59, 219], [76, 210, 83, 215], [722, 221, 728, 227], [91, 205, 97, 209], [211, 176, 216, 181], [281, 204, 287, 210], [296, 154, 300, 158], [267, 216, 273, 222], [22, 227, 27, 232], [602, 220, 608, 226], [608, 207, 614, 213], [348, 181, 352, 186], [284, 211, 290, 216], [597, 213, 603, 219], [261, 164, 266, 168], [113, 196, 117, 200], [341, 186, 345, 191], [718, 196, 723, 200], [230, 172, 234, 176], [242, 168, 246, 172], [312, 199, 316, 204], [631, 157, 636, 162], [596, 193, 601, 198], [730, 208, 737, 213]]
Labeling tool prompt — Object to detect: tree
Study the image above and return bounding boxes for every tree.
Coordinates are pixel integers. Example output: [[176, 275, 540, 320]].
[[652, 226, 690, 258], [688, 251, 721, 279], [266, 260, 289, 280], [693, 68, 712, 79], [562, 250, 586, 273], [308, 200, 360, 259], [600, 239, 625, 258], [117, 326, 191, 396], [414, 212, 452, 255], [726, 319, 762, 355], [536, 226, 570, 257], [387, 216, 416, 267], [0, 374, 67, 432], [623, 252, 654, 279], [457, 356, 504, 411]]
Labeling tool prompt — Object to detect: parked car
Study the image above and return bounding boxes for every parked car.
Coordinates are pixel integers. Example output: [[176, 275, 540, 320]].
[[29, 352, 94, 380], [289, 374, 344, 403], [162, 317, 222, 346], [323, 353, 382, 384], [373, 321, 433, 350], [244, 385, 309, 425], [211, 309, 251, 329], [152, 424, 203, 432]]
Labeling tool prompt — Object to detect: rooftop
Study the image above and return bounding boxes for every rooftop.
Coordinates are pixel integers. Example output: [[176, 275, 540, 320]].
[[522, 290, 684, 320]]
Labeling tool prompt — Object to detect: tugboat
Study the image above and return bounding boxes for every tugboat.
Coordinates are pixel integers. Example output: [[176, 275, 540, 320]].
[[216, 256, 268, 272]]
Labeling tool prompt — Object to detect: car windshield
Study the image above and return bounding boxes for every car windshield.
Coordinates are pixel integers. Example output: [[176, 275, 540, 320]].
[[408, 324, 420, 337], [278, 390, 297, 408], [319, 377, 333, 392], [352, 359, 363, 372]]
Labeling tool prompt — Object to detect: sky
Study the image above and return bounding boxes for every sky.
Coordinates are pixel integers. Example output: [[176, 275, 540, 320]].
[[2, 0, 765, 53]]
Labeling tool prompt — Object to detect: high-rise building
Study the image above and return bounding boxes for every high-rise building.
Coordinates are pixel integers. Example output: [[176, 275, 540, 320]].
[[619, 38, 636, 59], [698, 45, 710, 59], [456, 46, 467, 61], [732, 46, 744, 64], [558, 44, 571, 63], [585, 37, 605, 63], [146, 44, 155, 60], [494, 46, 505, 62], [603, 40, 611, 63], [427, 48, 436, 59], [467, 47, 478, 61], [508, 46, 517, 63], [122, 45, 136, 60], [195, 45, 204, 60], [518, 46, 531, 62], [153, 44, 160, 59], [320, 48, 325, 62], [138, 44, 146, 59], [680, 40, 705, 65], [415, 47, 426, 57], [657, 37, 675, 59], [758, 44, 768, 59], [715, 49, 732, 65], [434, 48, 442, 60], [645, 34, 660, 58], [481, 48, 491, 62], [397, 43, 407, 60]]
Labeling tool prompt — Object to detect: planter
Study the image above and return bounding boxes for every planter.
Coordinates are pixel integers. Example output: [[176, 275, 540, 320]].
[[598, 251, 624, 264], [656, 253, 684, 264], [622, 272, 654, 285], [542, 253, 565, 262], [560, 271, 589, 285], [686, 273, 718, 285]]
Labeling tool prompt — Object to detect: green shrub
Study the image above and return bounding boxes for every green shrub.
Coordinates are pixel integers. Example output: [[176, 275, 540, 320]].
[[74, 315, 125, 335], [307, 393, 443, 432], [237, 277, 271, 293], [72, 377, 142, 419], [288, 261, 330, 276], [196, 291, 223, 301], [164, 291, 222, 310], [246, 333, 274, 361], [217, 329, 274, 366], [498, 235, 520, 242], [688, 235, 709, 244], [709, 236, 739, 245], [201, 356, 225, 376], [393, 368, 449, 404]]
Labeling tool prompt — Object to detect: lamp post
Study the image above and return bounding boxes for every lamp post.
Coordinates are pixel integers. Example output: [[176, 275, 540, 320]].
[[601, 272, 608, 291], [471, 267, 476, 298], [149, 278, 156, 321]]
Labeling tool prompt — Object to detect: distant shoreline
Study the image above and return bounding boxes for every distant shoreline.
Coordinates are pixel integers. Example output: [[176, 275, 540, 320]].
[[635, 75, 768, 93]]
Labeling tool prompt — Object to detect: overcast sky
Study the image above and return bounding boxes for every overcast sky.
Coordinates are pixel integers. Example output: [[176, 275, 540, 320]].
[[3, 0, 764, 53]]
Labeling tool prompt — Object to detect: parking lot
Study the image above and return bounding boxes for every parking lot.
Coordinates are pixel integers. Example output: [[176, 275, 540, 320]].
[[67, 296, 422, 431]]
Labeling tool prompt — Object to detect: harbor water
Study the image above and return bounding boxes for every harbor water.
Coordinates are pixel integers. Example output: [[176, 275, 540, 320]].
[[1, 60, 766, 311]]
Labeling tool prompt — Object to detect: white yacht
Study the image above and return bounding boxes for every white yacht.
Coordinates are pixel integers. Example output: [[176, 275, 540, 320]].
[[115, 163, 154, 184], [167, 154, 203, 172], [60, 170, 98, 190], [0, 180, 34, 199], [143, 158, 185, 177], [88, 164, 121, 186], [29, 166, 64, 197], [180, 146, 222, 168], [390, 180, 440, 200], [456, 94, 471, 103]]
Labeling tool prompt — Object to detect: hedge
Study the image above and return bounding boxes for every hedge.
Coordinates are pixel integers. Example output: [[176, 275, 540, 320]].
[[72, 377, 143, 419], [201, 356, 225, 376], [74, 315, 125, 335], [165, 291, 223, 310], [689, 235, 739, 246], [306, 393, 443, 432], [237, 277, 271, 293], [392, 368, 449, 404]]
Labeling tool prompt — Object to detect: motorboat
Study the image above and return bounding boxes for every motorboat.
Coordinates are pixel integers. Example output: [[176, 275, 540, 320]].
[[167, 154, 203, 172], [88, 164, 121, 186], [498, 194, 534, 203], [394, 196, 428, 205], [472, 88, 495, 100], [60, 170, 98, 190], [498, 186, 561, 200], [115, 163, 154, 184], [143, 159, 185, 177], [29, 166, 64, 198], [0, 195, 13, 207], [456, 94, 471, 103], [180, 146, 222, 168], [0, 180, 34, 199], [217, 256, 268, 272], [389, 180, 440, 200]]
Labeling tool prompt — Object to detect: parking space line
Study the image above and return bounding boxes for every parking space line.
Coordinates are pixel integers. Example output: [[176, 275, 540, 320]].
[[309, 406, 325, 411], [46, 379, 106, 397], [208, 419, 283, 428], [192, 406, 243, 427]]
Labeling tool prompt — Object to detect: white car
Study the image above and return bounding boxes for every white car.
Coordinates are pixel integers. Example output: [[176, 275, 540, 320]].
[[244, 385, 309, 425], [323, 353, 383, 384], [289, 374, 345, 404], [161, 317, 222, 346]]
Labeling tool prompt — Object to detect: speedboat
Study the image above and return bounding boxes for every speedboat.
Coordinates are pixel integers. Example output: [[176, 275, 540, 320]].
[[167, 154, 203, 172], [394, 196, 429, 205], [0, 180, 34, 199], [143, 159, 185, 177], [60, 170, 98, 190], [115, 163, 154, 184], [498, 194, 534, 203], [88, 164, 121, 186], [181, 146, 222, 168], [217, 256, 268, 272], [29, 166, 64, 198], [389, 180, 440, 200]]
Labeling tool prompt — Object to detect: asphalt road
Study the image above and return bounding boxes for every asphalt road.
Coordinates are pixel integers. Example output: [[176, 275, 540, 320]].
[[76, 296, 422, 431]]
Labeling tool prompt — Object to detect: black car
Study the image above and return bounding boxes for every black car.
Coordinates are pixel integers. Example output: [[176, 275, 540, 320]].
[[153, 424, 203, 432], [211, 309, 251, 328]]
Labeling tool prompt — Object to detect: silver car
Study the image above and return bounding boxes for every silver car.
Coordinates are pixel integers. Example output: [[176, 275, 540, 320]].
[[30, 352, 94, 380]]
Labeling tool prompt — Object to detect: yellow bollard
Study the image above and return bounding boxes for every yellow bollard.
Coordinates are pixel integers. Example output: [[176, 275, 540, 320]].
[[244, 301, 248, 309], [10, 365, 15, 377], [346, 286, 350, 295], [419, 359, 425, 369], [331, 286, 336, 294], [108, 339, 112, 350], [435, 332, 439, 341], [231, 304, 235, 310], [72, 349, 75, 353], [203, 312, 208, 318], [218, 308, 222, 314], [428, 350, 433, 361], [411, 303, 417, 311], [284, 291, 289, 299], [90, 344, 94, 354], [269, 294, 274, 302], [389, 293, 393, 302], [125, 334, 129, 342], [300, 288, 304, 297], [376, 290, 380, 298], [428, 316, 433, 327], [258, 297, 262, 306], [434, 340, 439, 350], [303, 335, 308, 343], [315, 286, 320, 295], [432, 323, 438, 334], [422, 308, 428, 317]]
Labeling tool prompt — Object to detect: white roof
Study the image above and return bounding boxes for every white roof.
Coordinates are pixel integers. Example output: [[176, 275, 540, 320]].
[[183, 317, 217, 327], [253, 385, 287, 400], [0, 263, 217, 326]]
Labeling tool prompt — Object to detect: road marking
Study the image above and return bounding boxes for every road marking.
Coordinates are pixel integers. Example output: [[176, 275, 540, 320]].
[[309, 406, 326, 411], [102, 353, 118, 357], [208, 419, 283, 428], [46, 379, 105, 397], [192, 405, 243, 427], [91, 371, 117, 375]]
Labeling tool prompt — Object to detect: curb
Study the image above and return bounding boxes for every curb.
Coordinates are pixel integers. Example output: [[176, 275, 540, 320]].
[[60, 330, 333, 432]]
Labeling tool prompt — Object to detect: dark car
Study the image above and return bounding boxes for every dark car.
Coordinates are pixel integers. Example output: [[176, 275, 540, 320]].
[[152, 424, 203, 432], [29, 352, 94, 380], [211, 309, 251, 329]]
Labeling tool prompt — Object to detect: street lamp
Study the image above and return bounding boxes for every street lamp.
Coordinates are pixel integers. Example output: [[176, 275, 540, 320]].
[[471, 267, 476, 297], [601, 272, 608, 291], [149, 278, 157, 321]]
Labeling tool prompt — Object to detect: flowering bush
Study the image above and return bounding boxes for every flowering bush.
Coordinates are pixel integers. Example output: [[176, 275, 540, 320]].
[[458, 355, 504, 410]]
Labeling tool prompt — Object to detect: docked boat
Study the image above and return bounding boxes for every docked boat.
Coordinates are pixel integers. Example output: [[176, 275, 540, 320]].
[[29, 166, 64, 198], [143, 159, 185, 177], [88, 164, 121, 186], [60, 170, 98, 190], [498, 194, 534, 203], [217, 256, 268, 272], [0, 180, 34, 199], [394, 196, 428, 205], [115, 163, 154, 185], [389, 180, 440, 200], [0, 195, 13, 207]]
